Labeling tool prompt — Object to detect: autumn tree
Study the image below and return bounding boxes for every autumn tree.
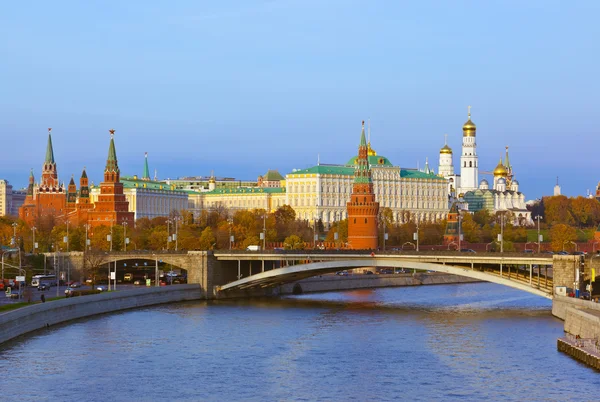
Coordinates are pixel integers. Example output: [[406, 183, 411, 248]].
[[284, 235, 305, 250], [549, 223, 577, 252]]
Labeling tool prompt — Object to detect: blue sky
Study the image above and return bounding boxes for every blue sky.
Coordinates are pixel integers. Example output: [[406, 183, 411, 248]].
[[1, 0, 599, 199]]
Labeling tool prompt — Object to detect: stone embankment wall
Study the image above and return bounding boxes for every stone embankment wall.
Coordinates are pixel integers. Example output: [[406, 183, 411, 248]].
[[553, 295, 600, 339], [0, 285, 203, 345]]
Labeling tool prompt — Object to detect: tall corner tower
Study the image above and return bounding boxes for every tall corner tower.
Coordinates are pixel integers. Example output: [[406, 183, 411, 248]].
[[347, 121, 379, 250], [438, 134, 454, 177], [89, 129, 134, 228], [460, 106, 478, 192], [40, 128, 61, 191]]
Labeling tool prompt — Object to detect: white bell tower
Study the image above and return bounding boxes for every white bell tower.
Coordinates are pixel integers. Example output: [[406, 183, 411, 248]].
[[459, 106, 478, 193]]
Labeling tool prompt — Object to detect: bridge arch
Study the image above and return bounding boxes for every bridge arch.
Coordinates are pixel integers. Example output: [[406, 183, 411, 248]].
[[219, 259, 552, 299]]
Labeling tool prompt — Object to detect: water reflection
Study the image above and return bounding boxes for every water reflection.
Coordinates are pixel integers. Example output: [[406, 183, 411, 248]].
[[0, 282, 596, 401]]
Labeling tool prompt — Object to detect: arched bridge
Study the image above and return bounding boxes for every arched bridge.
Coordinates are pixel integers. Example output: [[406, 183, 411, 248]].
[[215, 252, 556, 299]]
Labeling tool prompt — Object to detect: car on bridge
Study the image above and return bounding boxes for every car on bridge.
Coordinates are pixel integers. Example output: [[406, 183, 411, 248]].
[[460, 249, 476, 253], [37, 283, 50, 291]]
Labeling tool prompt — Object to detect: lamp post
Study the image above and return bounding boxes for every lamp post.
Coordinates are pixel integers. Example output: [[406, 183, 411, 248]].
[[228, 218, 234, 250], [534, 215, 543, 253], [175, 217, 179, 251], [499, 212, 505, 253], [458, 211, 462, 251], [166, 219, 172, 250], [563, 240, 577, 252], [85, 223, 91, 251], [263, 213, 267, 251], [383, 219, 387, 252], [64, 219, 70, 253], [590, 254, 597, 301], [32, 226, 37, 253], [11, 222, 18, 248], [153, 254, 159, 287], [123, 222, 128, 252], [334, 212, 339, 249], [413, 216, 420, 252]]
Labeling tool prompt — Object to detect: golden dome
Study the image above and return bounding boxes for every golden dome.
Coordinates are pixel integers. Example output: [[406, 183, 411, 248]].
[[440, 144, 453, 154], [462, 107, 476, 137], [493, 158, 507, 176]]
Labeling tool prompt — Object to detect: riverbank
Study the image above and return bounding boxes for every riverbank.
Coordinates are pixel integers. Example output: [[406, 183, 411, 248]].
[[0, 284, 203, 345], [552, 296, 600, 370]]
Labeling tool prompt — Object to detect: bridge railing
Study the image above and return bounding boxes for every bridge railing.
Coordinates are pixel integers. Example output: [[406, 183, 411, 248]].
[[213, 249, 554, 258]]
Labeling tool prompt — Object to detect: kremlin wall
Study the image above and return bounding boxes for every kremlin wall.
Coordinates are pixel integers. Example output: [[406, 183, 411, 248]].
[[9, 109, 544, 250]]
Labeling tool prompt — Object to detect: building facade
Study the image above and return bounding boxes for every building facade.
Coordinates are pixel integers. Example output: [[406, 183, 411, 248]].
[[463, 157, 531, 225], [0, 180, 13, 217]]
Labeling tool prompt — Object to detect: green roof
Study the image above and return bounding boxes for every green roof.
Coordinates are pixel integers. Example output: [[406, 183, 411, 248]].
[[120, 176, 186, 193], [346, 155, 393, 167], [289, 165, 354, 176], [262, 170, 284, 181], [400, 169, 443, 180], [203, 187, 286, 195]]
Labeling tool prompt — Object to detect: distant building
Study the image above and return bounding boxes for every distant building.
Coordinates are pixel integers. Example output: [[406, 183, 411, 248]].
[[0, 179, 13, 216], [258, 170, 284, 188], [164, 176, 258, 192], [554, 177, 562, 196], [10, 189, 26, 216]]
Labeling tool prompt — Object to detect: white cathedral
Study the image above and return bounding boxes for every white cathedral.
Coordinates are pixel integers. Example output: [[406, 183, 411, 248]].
[[437, 108, 532, 225]]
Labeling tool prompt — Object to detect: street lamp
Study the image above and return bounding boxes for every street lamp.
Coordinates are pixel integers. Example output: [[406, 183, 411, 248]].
[[458, 211, 463, 251], [498, 212, 505, 253], [534, 215, 543, 253], [166, 219, 172, 250], [123, 222, 128, 252], [11, 222, 18, 247], [32, 226, 37, 253], [84, 223, 91, 251], [174, 217, 179, 251], [413, 216, 420, 252], [64, 219, 70, 253], [228, 218, 234, 250], [590, 254, 597, 301]]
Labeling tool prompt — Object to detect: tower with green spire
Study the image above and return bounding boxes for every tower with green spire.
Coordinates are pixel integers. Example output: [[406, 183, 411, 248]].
[[67, 175, 77, 205], [347, 121, 379, 250], [143, 152, 150, 181], [40, 127, 61, 191], [88, 129, 134, 229]]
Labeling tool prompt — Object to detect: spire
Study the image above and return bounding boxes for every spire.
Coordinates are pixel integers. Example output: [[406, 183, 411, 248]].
[[105, 129, 119, 173], [154, 169, 157, 181], [79, 167, 89, 199], [317, 153, 320, 166], [45, 128, 55, 164], [425, 157, 431, 174], [27, 169, 35, 196], [143, 152, 150, 180], [360, 121, 367, 146], [69, 175, 75, 185], [504, 146, 511, 168]]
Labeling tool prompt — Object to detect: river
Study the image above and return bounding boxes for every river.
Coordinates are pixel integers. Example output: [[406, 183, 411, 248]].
[[1, 282, 597, 401]]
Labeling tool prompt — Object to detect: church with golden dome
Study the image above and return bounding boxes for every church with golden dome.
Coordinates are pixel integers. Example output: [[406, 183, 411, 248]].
[[437, 107, 531, 225]]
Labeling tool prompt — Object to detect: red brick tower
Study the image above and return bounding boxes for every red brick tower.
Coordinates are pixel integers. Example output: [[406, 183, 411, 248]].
[[347, 121, 379, 250], [88, 129, 134, 228], [19, 128, 66, 225], [443, 203, 460, 246]]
